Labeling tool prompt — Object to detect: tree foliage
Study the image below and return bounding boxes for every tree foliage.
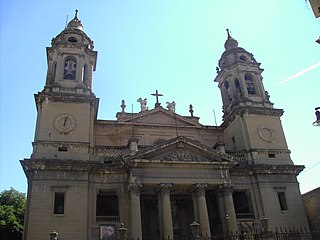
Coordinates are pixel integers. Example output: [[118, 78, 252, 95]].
[[0, 188, 26, 239]]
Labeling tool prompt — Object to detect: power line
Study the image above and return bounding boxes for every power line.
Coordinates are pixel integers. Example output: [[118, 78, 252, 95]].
[[300, 160, 320, 175]]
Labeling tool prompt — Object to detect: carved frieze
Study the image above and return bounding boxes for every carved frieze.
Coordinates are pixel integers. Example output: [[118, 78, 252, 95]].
[[160, 149, 200, 162]]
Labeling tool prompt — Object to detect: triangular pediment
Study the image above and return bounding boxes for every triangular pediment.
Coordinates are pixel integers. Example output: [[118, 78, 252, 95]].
[[125, 136, 235, 164], [117, 107, 200, 127]]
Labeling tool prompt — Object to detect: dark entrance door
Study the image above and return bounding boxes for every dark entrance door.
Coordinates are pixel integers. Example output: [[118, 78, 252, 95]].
[[171, 195, 194, 240], [207, 190, 222, 236], [141, 195, 159, 240], [141, 194, 194, 240]]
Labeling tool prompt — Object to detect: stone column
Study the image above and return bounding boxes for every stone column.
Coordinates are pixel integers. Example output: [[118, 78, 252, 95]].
[[88, 62, 93, 89], [157, 191, 164, 240], [193, 183, 211, 237], [128, 181, 143, 240], [77, 54, 84, 83], [159, 183, 174, 239], [217, 183, 238, 236], [254, 72, 266, 98], [216, 190, 227, 236], [239, 73, 249, 98], [191, 192, 199, 223]]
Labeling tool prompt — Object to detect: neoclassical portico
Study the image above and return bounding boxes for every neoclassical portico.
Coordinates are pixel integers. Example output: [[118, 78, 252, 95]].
[[124, 136, 238, 239], [127, 180, 238, 239]]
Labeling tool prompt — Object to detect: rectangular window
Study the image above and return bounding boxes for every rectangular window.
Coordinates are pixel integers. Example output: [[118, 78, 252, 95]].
[[278, 192, 288, 211], [58, 146, 68, 152], [96, 192, 119, 222], [268, 153, 276, 158], [54, 192, 65, 214], [233, 191, 254, 218]]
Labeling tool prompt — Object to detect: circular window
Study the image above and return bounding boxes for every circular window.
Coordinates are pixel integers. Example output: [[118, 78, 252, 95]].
[[258, 126, 274, 143], [68, 37, 78, 43], [239, 55, 247, 61]]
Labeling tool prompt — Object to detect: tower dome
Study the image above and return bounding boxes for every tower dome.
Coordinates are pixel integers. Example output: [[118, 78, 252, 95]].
[[50, 10, 94, 50], [66, 10, 83, 31], [218, 29, 255, 70], [224, 29, 238, 50]]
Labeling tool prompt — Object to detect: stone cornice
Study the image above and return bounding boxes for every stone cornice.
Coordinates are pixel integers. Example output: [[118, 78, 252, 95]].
[[126, 159, 235, 168], [20, 158, 126, 180], [230, 164, 304, 176], [227, 148, 291, 155], [95, 119, 220, 131], [221, 106, 284, 130], [35, 91, 98, 105], [33, 140, 90, 147]]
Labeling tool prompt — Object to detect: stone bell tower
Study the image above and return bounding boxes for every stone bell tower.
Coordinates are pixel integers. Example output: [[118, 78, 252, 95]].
[[32, 10, 98, 161], [215, 30, 292, 165]]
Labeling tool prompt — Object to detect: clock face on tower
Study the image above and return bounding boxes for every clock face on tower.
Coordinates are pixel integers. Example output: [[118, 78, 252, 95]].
[[54, 114, 76, 134]]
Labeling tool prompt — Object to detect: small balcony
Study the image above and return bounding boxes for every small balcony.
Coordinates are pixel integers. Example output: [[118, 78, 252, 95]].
[[96, 215, 120, 223], [236, 212, 255, 219]]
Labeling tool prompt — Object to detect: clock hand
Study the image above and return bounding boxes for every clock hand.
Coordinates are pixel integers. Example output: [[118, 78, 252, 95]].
[[63, 116, 69, 126]]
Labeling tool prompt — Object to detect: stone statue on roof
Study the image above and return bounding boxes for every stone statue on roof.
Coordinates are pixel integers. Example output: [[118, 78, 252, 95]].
[[137, 98, 148, 112], [166, 101, 176, 112]]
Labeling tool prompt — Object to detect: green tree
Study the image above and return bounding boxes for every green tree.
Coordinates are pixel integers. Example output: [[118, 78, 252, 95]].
[[0, 188, 26, 240]]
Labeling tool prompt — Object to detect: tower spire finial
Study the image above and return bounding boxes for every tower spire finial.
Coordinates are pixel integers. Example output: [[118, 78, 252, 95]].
[[226, 29, 231, 39], [75, 9, 78, 19]]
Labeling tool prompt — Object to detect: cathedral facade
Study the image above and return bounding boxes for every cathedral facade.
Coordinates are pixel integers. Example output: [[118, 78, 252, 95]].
[[21, 11, 309, 240]]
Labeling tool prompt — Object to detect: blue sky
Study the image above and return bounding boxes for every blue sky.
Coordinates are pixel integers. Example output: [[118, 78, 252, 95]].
[[0, 0, 319, 194]]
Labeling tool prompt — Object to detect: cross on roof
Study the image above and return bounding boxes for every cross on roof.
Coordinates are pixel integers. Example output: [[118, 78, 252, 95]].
[[151, 90, 163, 108]]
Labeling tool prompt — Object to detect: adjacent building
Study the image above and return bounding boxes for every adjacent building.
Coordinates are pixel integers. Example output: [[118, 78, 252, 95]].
[[21, 11, 309, 240], [303, 187, 320, 233]]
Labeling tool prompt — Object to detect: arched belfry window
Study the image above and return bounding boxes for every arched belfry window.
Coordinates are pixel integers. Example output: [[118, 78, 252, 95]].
[[244, 73, 255, 94], [235, 79, 242, 95], [64, 57, 76, 80], [224, 81, 231, 101]]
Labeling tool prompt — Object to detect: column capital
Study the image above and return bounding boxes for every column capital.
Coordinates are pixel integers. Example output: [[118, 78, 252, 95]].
[[158, 183, 173, 196], [218, 183, 233, 196], [128, 180, 142, 196], [193, 183, 208, 196]]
